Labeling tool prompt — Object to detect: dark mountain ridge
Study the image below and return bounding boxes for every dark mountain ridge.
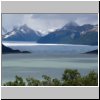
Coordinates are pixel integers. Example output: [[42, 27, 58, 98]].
[[85, 49, 98, 54], [2, 44, 30, 54]]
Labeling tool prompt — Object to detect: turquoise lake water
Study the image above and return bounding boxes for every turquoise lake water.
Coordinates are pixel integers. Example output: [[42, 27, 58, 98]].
[[2, 53, 98, 84]]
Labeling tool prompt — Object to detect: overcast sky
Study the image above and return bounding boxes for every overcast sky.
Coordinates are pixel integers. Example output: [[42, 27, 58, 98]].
[[2, 14, 98, 35]]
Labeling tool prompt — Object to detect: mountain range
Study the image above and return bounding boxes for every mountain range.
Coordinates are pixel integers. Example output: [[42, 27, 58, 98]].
[[38, 22, 98, 45], [2, 22, 98, 45]]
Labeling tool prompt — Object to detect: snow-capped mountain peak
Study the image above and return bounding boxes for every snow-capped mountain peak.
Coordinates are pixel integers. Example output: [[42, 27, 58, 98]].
[[3, 24, 42, 41], [62, 21, 79, 30]]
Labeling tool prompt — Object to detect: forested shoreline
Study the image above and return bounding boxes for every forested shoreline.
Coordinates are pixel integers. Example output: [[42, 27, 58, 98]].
[[3, 69, 98, 86]]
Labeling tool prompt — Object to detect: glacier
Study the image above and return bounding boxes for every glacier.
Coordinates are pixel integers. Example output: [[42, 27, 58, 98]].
[[2, 41, 98, 55]]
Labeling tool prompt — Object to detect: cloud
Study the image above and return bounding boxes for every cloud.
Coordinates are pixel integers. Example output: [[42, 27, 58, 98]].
[[2, 14, 23, 32], [21, 14, 70, 34], [2, 14, 98, 35], [75, 14, 98, 25]]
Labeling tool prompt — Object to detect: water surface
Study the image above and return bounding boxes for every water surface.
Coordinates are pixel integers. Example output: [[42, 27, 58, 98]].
[[2, 53, 98, 84]]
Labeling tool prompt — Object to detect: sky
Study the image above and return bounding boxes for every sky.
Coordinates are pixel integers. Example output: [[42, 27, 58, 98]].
[[2, 14, 98, 35]]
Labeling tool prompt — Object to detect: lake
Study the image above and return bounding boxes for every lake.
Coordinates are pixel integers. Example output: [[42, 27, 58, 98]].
[[2, 42, 98, 84], [2, 53, 98, 84]]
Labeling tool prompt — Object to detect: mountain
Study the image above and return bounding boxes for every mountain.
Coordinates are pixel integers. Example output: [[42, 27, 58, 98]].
[[2, 24, 42, 41], [2, 44, 30, 54], [85, 49, 98, 54], [38, 22, 98, 45]]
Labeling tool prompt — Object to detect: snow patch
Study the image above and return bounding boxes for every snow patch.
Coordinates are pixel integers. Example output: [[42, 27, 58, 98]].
[[20, 28, 26, 33], [4, 31, 16, 38]]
